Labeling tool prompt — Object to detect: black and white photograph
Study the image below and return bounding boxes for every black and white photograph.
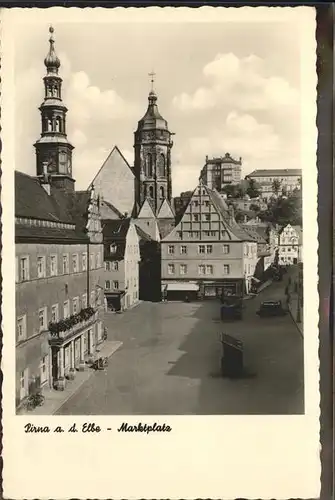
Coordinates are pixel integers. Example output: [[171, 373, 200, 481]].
[[1, 6, 320, 499]]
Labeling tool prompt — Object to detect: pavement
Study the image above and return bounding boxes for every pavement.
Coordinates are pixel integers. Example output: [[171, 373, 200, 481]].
[[19, 341, 123, 415], [56, 274, 304, 416]]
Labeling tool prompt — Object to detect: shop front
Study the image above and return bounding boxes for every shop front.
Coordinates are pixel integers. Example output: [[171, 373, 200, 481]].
[[202, 280, 245, 300], [105, 291, 126, 311], [163, 282, 199, 301]]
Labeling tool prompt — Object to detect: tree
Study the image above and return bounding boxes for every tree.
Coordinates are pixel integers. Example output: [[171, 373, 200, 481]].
[[272, 179, 281, 196], [250, 203, 260, 212], [246, 179, 261, 198], [221, 184, 240, 198]]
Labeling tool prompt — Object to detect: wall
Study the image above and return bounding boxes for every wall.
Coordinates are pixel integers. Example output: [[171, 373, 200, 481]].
[[16, 240, 105, 406], [161, 241, 245, 280], [124, 223, 141, 307], [91, 147, 134, 216]]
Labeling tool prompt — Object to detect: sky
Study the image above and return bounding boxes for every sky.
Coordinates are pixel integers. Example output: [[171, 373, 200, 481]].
[[11, 8, 303, 196]]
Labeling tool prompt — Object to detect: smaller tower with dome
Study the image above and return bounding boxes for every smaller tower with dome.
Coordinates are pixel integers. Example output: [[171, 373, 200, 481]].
[[133, 73, 174, 218], [34, 26, 74, 192]]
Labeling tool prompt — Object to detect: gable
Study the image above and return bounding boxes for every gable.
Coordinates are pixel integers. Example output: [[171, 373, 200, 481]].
[[162, 182, 241, 242], [157, 198, 175, 219], [138, 198, 156, 219], [88, 146, 134, 216], [134, 218, 160, 242]]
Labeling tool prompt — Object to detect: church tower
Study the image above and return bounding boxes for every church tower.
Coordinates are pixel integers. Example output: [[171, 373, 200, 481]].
[[133, 74, 173, 216], [34, 26, 74, 192]]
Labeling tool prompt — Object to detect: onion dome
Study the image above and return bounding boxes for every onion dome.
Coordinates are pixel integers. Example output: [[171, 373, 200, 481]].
[[44, 26, 61, 74], [137, 89, 169, 131]]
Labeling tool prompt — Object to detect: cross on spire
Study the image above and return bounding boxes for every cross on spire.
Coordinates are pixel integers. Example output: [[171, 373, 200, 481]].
[[148, 71, 156, 91]]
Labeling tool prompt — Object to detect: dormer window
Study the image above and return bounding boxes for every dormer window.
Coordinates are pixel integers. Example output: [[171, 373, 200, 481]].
[[110, 244, 117, 254]]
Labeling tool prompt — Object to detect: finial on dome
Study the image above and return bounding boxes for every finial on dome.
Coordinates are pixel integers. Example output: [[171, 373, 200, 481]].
[[148, 71, 157, 104], [44, 25, 61, 73]]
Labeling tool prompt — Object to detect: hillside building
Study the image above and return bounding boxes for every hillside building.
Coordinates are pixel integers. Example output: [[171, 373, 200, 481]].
[[199, 153, 242, 190]]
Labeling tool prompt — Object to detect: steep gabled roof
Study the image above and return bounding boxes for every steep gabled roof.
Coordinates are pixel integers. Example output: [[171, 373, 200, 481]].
[[15, 171, 73, 223], [102, 218, 131, 239], [135, 224, 153, 242], [14, 172, 101, 243], [137, 198, 156, 218], [88, 146, 133, 189], [101, 199, 123, 219], [157, 198, 175, 219]]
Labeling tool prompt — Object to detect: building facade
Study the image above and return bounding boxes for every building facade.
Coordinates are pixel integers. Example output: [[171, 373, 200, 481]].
[[161, 181, 258, 300], [246, 169, 302, 200], [278, 224, 303, 265], [199, 153, 242, 190], [103, 219, 141, 311], [16, 27, 105, 410]]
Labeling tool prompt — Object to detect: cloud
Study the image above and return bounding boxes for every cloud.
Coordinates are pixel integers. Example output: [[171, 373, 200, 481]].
[[173, 53, 299, 114]]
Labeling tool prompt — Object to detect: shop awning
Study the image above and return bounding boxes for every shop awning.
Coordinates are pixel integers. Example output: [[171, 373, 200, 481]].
[[166, 283, 199, 292]]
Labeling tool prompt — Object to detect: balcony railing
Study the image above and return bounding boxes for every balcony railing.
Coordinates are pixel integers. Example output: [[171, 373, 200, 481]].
[[48, 307, 97, 341]]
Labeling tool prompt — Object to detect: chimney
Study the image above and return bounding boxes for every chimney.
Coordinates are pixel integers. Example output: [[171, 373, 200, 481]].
[[205, 155, 208, 163], [41, 161, 51, 195]]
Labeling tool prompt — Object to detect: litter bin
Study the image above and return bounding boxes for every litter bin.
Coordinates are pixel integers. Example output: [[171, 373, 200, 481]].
[[219, 333, 244, 377]]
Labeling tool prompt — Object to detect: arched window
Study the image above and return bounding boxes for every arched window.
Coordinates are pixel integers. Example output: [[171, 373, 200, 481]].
[[55, 117, 61, 132], [149, 186, 154, 198], [143, 185, 147, 198], [52, 85, 58, 98], [47, 118, 53, 132], [159, 186, 165, 198], [46, 86, 52, 97], [158, 154, 166, 177], [146, 153, 153, 177]]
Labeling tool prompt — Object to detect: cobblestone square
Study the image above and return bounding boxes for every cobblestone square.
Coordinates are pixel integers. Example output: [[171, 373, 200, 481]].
[[57, 275, 304, 415]]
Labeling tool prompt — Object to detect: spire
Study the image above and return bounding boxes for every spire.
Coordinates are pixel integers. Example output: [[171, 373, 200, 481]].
[[44, 26, 61, 74], [148, 71, 157, 104]]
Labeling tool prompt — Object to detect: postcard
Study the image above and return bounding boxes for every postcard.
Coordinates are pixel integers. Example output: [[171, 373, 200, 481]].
[[1, 5, 320, 499]]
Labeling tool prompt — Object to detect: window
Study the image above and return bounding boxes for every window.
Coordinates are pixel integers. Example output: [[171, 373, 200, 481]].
[[168, 264, 175, 275], [198, 265, 205, 275], [113, 280, 119, 290], [112, 261, 118, 271], [223, 264, 230, 275], [204, 214, 210, 221], [193, 214, 199, 222], [193, 200, 199, 207], [90, 254, 95, 270], [223, 244, 230, 254], [180, 264, 187, 275], [105, 280, 111, 290], [63, 300, 70, 319], [149, 186, 154, 198], [20, 369, 28, 400], [62, 254, 69, 274], [51, 304, 59, 323], [110, 244, 117, 254], [37, 256, 46, 278], [205, 265, 213, 275], [205, 201, 210, 207], [96, 289, 101, 306], [198, 245, 206, 254], [17, 315, 27, 341], [90, 291, 95, 307], [72, 254, 79, 273], [19, 257, 29, 281], [38, 307, 47, 331], [159, 186, 165, 198], [180, 245, 187, 254], [82, 253, 87, 271], [96, 252, 101, 268], [72, 297, 79, 315], [206, 245, 213, 254], [82, 294, 87, 308], [50, 255, 58, 276], [168, 245, 175, 255], [40, 355, 48, 384]]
